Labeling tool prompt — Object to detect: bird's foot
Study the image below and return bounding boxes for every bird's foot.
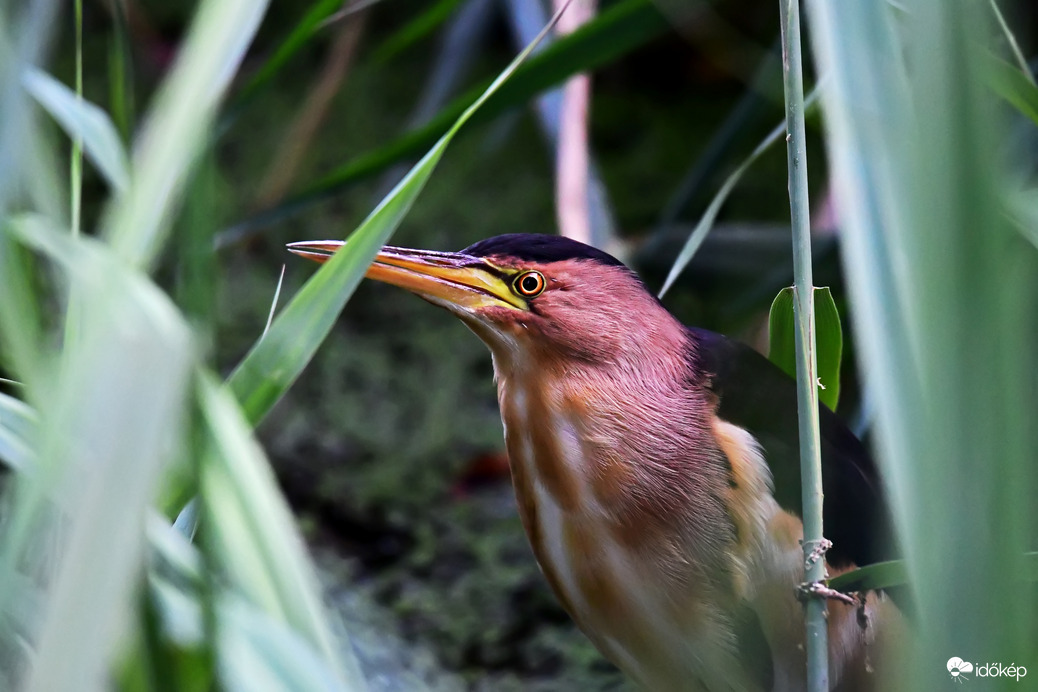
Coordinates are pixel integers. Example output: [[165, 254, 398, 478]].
[[796, 580, 858, 606]]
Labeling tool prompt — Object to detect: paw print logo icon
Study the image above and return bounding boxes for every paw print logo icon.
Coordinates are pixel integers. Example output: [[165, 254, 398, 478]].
[[948, 657, 974, 682]]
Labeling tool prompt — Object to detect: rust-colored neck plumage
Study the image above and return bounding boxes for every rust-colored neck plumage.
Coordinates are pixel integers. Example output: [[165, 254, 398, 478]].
[[457, 257, 737, 575], [482, 310, 757, 688], [487, 307, 735, 564]]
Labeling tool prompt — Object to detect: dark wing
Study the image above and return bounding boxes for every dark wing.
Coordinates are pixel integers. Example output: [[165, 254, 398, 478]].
[[689, 326, 894, 568]]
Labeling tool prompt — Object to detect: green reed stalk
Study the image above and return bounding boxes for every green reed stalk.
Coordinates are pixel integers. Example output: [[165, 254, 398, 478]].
[[71, 0, 82, 237], [778, 0, 827, 689]]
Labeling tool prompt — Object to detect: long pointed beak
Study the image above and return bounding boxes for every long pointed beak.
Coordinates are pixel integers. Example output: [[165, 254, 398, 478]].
[[286, 240, 524, 311]]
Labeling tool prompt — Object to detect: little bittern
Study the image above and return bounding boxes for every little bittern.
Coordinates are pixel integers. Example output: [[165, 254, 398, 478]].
[[289, 234, 901, 691]]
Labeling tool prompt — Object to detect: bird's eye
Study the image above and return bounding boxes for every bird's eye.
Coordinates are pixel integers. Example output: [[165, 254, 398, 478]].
[[513, 270, 546, 297]]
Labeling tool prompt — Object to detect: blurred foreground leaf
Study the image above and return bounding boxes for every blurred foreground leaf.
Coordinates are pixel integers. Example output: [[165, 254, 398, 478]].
[[804, 0, 1038, 678], [768, 286, 842, 411], [197, 374, 364, 688], [148, 518, 344, 691], [830, 552, 1038, 593], [983, 53, 1038, 126], [4, 216, 194, 692], [828, 560, 908, 593], [23, 68, 129, 192], [1009, 187, 1038, 249], [105, 0, 268, 270]]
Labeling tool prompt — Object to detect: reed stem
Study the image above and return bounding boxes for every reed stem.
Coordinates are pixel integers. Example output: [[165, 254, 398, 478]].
[[778, 0, 828, 688]]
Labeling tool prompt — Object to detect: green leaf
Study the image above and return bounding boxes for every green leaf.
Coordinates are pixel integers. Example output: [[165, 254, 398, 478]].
[[226, 4, 569, 426], [148, 575, 344, 692], [196, 373, 366, 689], [827, 559, 908, 593], [23, 68, 130, 193], [222, 0, 670, 241], [217, 596, 345, 692], [767, 286, 843, 410], [3, 218, 194, 692], [983, 53, 1038, 126], [830, 552, 1038, 592], [804, 0, 1038, 669], [148, 522, 340, 692]]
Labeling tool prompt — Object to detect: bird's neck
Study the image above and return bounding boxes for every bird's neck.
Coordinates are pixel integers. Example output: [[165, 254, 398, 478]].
[[488, 331, 748, 679], [490, 331, 730, 538]]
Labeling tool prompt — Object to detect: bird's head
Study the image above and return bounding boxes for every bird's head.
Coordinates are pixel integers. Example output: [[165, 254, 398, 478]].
[[288, 233, 687, 371]]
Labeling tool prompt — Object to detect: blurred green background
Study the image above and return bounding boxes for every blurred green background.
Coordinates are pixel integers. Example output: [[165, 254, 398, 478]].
[[2, 0, 1036, 689]]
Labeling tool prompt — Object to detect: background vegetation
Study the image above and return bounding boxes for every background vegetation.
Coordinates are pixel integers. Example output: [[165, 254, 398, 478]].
[[0, 0, 1035, 690]]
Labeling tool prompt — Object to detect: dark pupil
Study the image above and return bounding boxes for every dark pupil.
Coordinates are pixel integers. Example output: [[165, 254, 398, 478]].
[[521, 275, 539, 293]]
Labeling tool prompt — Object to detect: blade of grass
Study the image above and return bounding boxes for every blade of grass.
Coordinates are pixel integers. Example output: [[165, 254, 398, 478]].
[[148, 518, 341, 691], [0, 222, 46, 390], [217, 595, 345, 692], [988, 0, 1035, 85], [0, 0, 61, 206], [23, 68, 131, 193], [828, 560, 908, 593], [196, 373, 364, 688], [805, 0, 1038, 683], [2, 222, 194, 692], [0, 1, 61, 390], [264, 265, 286, 337], [830, 552, 1038, 593], [148, 566, 343, 692], [983, 53, 1038, 126], [227, 2, 572, 425]]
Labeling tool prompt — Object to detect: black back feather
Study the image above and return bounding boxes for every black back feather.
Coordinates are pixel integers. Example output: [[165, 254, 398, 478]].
[[688, 327, 894, 568]]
